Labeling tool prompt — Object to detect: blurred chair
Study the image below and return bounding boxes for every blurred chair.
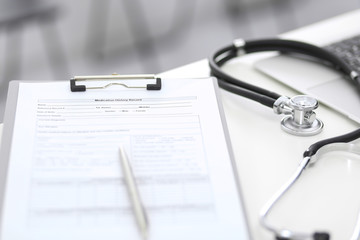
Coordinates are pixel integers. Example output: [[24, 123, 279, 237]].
[[223, 0, 297, 37], [0, 0, 69, 121], [0, 0, 69, 84], [86, 0, 196, 73]]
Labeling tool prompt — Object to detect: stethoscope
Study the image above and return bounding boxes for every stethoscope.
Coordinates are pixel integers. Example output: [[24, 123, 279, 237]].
[[209, 38, 360, 136], [209, 38, 360, 240]]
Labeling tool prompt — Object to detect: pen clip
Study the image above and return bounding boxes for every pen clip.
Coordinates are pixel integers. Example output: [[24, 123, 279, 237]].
[[70, 74, 162, 92]]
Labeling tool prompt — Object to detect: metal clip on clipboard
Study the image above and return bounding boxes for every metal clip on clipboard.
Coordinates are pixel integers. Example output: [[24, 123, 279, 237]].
[[70, 74, 162, 92]]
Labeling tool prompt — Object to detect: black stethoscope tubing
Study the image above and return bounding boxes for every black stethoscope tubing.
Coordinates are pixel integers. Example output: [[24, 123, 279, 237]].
[[209, 38, 360, 158], [210, 38, 360, 239], [209, 38, 358, 107]]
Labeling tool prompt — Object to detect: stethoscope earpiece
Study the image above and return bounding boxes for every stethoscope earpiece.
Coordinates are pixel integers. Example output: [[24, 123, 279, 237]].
[[261, 143, 360, 240]]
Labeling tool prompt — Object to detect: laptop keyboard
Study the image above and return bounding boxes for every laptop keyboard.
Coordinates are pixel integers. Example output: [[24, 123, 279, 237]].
[[324, 35, 360, 73]]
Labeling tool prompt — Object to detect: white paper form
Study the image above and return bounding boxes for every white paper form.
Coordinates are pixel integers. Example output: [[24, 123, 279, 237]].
[[0, 78, 250, 240]]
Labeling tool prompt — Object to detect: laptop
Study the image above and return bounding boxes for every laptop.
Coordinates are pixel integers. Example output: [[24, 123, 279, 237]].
[[255, 10, 360, 123]]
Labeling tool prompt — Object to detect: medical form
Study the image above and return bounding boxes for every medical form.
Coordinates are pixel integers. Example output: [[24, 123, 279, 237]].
[[0, 77, 251, 240]]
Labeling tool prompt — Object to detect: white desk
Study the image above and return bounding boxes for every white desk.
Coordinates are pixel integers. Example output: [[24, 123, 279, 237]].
[[158, 10, 360, 240], [1, 10, 360, 240]]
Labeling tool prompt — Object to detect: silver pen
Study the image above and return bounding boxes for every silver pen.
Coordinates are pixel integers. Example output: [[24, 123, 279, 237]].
[[119, 146, 149, 240]]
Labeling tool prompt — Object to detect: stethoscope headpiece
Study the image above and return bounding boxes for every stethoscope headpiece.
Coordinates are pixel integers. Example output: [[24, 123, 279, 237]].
[[274, 95, 324, 136]]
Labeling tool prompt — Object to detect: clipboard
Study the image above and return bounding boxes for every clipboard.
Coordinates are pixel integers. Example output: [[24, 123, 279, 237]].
[[0, 75, 251, 240]]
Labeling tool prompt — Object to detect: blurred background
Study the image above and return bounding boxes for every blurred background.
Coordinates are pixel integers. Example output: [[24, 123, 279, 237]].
[[0, 0, 359, 120]]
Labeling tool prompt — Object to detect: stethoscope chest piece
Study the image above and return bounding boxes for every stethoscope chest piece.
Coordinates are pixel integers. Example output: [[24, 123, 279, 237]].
[[275, 95, 324, 136], [281, 115, 324, 136]]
